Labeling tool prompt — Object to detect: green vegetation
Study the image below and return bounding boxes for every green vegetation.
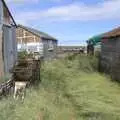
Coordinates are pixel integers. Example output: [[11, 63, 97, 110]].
[[0, 74, 12, 83], [1, 55, 120, 120], [18, 51, 34, 59]]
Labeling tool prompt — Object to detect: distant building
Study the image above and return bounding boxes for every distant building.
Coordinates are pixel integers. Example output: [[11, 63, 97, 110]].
[[57, 46, 86, 54], [87, 35, 103, 55], [0, 0, 17, 78], [100, 27, 120, 80], [16, 25, 58, 60]]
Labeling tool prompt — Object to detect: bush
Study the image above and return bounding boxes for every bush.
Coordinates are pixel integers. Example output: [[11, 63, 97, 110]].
[[18, 51, 28, 59]]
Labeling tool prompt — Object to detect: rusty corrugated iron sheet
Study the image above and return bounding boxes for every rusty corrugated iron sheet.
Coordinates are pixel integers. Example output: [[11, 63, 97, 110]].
[[102, 27, 120, 38]]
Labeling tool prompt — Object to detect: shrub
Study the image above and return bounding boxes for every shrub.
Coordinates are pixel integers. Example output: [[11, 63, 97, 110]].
[[18, 51, 28, 59]]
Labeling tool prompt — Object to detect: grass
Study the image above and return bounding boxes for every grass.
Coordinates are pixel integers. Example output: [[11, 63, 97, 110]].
[[1, 55, 120, 120]]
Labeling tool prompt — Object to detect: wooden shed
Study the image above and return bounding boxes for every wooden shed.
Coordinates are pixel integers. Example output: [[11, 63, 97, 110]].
[[0, 0, 17, 79], [100, 27, 120, 80], [16, 25, 58, 60]]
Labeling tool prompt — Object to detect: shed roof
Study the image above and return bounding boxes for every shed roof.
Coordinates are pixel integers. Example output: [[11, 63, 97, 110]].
[[18, 24, 57, 41], [102, 27, 120, 38], [1, 0, 17, 26]]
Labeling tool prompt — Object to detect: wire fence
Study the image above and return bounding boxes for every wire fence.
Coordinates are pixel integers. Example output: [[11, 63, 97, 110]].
[[0, 79, 14, 97]]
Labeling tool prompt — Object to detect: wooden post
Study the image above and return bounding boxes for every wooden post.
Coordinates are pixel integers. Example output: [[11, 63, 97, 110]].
[[0, 1, 4, 80], [0, 31, 4, 79]]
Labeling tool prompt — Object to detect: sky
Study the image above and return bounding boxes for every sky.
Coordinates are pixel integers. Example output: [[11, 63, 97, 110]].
[[5, 0, 120, 45]]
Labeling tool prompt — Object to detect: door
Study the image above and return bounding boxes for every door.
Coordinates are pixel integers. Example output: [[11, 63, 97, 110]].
[[3, 25, 14, 73]]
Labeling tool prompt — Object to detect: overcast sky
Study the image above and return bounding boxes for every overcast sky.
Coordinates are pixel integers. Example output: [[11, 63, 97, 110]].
[[5, 0, 120, 45]]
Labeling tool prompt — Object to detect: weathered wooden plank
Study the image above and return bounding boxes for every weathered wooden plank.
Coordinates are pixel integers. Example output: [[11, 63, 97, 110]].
[[0, 31, 4, 78], [0, 0, 4, 79], [101, 37, 120, 80]]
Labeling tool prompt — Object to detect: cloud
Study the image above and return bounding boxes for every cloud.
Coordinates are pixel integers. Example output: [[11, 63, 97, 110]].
[[5, 0, 39, 4], [49, 0, 63, 2], [14, 0, 120, 24], [5, 0, 63, 4]]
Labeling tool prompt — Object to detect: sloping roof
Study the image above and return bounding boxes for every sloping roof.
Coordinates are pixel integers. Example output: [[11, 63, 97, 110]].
[[18, 24, 57, 41], [1, 0, 17, 26], [102, 27, 120, 38]]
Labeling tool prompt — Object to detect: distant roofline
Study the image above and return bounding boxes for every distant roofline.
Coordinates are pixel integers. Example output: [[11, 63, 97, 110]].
[[1, 0, 17, 27], [18, 24, 57, 41], [58, 45, 85, 47]]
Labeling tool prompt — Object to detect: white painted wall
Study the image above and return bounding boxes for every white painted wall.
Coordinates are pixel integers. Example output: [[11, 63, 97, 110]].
[[18, 42, 44, 56]]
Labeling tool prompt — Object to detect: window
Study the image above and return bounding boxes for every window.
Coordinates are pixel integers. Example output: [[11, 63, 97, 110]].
[[48, 40, 54, 51]]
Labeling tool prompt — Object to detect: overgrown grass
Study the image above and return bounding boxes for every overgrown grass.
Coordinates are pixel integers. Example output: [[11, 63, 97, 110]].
[[1, 55, 120, 120]]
